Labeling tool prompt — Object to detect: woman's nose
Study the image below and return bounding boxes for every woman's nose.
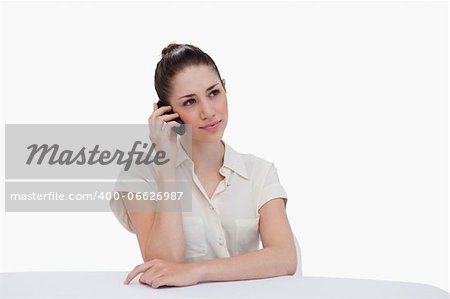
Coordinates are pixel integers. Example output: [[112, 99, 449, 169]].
[[199, 100, 215, 119]]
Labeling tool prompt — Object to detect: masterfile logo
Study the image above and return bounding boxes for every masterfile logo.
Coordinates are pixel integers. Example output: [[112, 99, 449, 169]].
[[4, 124, 192, 212], [26, 141, 170, 171]]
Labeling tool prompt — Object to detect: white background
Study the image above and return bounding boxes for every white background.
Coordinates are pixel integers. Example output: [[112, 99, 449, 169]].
[[0, 0, 448, 292]]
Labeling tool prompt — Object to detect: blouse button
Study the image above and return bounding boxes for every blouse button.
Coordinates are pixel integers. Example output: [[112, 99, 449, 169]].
[[218, 238, 224, 246], [210, 206, 215, 211]]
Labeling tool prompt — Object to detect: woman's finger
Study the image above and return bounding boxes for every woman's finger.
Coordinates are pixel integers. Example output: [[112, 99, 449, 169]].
[[148, 114, 179, 140], [123, 261, 156, 284], [161, 120, 181, 135], [151, 276, 167, 289], [149, 106, 174, 125], [139, 276, 147, 285], [154, 105, 172, 116], [157, 112, 179, 123], [140, 270, 165, 287]]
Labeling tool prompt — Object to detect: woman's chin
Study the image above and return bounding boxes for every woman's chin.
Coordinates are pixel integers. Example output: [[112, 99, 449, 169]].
[[192, 131, 224, 143]]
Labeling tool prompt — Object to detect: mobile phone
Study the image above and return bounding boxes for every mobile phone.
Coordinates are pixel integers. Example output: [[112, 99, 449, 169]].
[[156, 100, 186, 136]]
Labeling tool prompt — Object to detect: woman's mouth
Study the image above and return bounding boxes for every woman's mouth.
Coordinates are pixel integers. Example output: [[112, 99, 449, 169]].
[[200, 120, 222, 131]]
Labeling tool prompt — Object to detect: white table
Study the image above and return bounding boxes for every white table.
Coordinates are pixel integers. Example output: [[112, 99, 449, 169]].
[[1, 271, 448, 298]]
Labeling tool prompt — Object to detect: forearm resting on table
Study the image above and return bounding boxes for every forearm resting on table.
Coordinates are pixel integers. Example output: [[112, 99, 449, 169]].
[[195, 245, 297, 282], [144, 170, 185, 263], [144, 210, 184, 263]]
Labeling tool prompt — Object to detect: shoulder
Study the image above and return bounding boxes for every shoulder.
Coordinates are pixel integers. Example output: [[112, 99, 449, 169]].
[[115, 155, 159, 183], [225, 142, 276, 181], [243, 152, 274, 175]]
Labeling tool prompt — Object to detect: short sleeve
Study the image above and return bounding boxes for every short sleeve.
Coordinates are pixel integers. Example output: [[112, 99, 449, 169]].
[[256, 162, 288, 212], [110, 163, 158, 233]]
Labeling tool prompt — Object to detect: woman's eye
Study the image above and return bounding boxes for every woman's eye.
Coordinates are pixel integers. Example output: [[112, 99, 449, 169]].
[[183, 90, 219, 106], [183, 99, 195, 106], [210, 89, 220, 96]]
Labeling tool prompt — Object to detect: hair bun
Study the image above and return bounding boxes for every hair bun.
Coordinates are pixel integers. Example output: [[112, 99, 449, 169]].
[[161, 43, 182, 57]]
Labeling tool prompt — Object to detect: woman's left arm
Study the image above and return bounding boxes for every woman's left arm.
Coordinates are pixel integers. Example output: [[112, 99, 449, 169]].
[[196, 198, 297, 282], [124, 198, 297, 288]]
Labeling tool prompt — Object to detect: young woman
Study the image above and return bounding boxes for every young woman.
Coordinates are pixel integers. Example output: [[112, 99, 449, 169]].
[[111, 43, 298, 288]]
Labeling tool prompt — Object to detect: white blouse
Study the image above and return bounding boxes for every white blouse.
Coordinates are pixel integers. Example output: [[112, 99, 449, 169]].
[[110, 137, 288, 262]]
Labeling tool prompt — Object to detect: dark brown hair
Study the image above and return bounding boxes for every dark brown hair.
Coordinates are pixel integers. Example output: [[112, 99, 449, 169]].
[[154, 43, 224, 104]]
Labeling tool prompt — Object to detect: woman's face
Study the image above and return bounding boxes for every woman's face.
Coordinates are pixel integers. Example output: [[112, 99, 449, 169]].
[[168, 64, 228, 144]]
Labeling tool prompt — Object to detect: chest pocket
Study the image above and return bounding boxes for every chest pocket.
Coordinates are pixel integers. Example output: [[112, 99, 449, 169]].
[[182, 216, 207, 260], [235, 217, 260, 255]]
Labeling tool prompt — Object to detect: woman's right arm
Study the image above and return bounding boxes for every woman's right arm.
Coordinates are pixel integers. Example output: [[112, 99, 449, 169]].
[[122, 171, 185, 264], [145, 163, 185, 263], [119, 192, 155, 261], [121, 103, 185, 263]]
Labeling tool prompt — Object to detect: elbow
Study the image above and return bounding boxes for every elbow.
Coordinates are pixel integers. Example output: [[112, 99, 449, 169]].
[[269, 245, 298, 276], [282, 248, 298, 276], [144, 254, 184, 264], [286, 261, 297, 276], [285, 258, 297, 276], [144, 248, 185, 264]]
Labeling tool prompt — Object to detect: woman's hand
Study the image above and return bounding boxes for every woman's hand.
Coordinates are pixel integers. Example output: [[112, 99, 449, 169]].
[[123, 259, 202, 289], [148, 102, 180, 166]]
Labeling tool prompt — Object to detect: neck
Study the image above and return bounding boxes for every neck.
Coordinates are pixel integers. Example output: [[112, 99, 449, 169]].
[[180, 138, 225, 175]]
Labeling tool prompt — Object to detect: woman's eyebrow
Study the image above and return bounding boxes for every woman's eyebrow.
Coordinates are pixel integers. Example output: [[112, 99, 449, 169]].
[[177, 83, 219, 100]]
